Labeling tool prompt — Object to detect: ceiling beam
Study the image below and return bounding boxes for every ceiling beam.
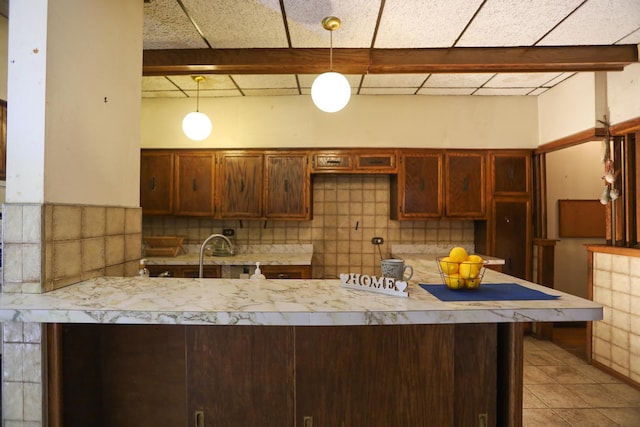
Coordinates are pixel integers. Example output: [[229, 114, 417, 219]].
[[143, 45, 638, 76]]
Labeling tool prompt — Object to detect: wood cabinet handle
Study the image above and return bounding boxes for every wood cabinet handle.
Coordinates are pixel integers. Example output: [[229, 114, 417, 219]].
[[284, 180, 289, 192], [508, 167, 515, 181], [151, 177, 156, 191], [463, 176, 469, 191], [192, 178, 197, 191], [326, 159, 342, 164], [420, 178, 425, 191], [240, 179, 244, 192]]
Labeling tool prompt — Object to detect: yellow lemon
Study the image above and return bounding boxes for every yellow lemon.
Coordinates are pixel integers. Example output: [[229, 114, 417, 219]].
[[467, 254, 484, 264], [459, 261, 480, 279], [445, 273, 465, 289], [448, 247, 468, 263], [465, 277, 481, 289], [439, 256, 459, 275]]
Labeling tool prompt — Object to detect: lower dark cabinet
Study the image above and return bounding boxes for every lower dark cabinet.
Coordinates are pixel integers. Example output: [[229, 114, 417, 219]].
[[55, 323, 499, 427]]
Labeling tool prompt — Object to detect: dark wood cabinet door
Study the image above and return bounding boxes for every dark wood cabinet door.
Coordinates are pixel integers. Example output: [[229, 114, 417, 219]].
[[261, 265, 311, 279], [492, 152, 531, 195], [445, 152, 486, 218], [218, 151, 263, 218], [187, 326, 295, 427], [493, 198, 531, 280], [265, 152, 310, 219], [140, 151, 174, 215], [295, 325, 459, 426], [174, 152, 215, 216], [396, 152, 442, 219], [181, 265, 221, 278]]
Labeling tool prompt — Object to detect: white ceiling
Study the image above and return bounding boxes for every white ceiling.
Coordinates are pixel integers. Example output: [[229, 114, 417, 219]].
[[142, 0, 640, 99]]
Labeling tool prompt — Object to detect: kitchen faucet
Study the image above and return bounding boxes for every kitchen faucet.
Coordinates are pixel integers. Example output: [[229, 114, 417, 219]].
[[199, 234, 235, 278]]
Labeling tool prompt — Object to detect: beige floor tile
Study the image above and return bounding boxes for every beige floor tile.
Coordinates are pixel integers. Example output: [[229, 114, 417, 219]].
[[525, 350, 568, 367], [573, 364, 624, 384], [523, 386, 548, 409], [552, 408, 619, 426], [596, 408, 640, 426], [601, 383, 640, 405], [537, 365, 597, 384], [563, 383, 631, 408], [527, 384, 591, 408], [523, 409, 571, 426], [524, 365, 558, 385]]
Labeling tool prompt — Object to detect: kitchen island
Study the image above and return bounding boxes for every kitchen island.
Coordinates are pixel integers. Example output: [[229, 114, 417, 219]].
[[0, 263, 602, 427]]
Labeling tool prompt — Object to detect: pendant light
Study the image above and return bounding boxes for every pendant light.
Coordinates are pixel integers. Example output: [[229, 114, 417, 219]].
[[311, 16, 351, 113], [182, 75, 212, 141]]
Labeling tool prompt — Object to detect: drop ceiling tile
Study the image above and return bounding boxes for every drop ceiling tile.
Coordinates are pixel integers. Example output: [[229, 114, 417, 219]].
[[143, 0, 208, 49], [528, 88, 550, 96], [474, 88, 534, 96], [142, 91, 188, 98], [456, 0, 584, 47], [539, 0, 640, 45], [417, 88, 476, 95], [242, 88, 302, 96], [543, 72, 575, 87], [142, 76, 180, 91], [617, 27, 640, 44], [197, 89, 244, 98], [284, 0, 381, 48], [361, 74, 428, 87], [168, 75, 237, 91], [359, 87, 418, 95], [231, 74, 299, 89], [487, 72, 564, 88], [424, 73, 495, 88], [375, 0, 485, 48], [182, 0, 289, 48]]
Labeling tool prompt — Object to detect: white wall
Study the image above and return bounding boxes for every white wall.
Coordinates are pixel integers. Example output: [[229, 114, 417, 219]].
[[537, 72, 607, 145], [545, 141, 606, 298], [607, 62, 640, 124], [141, 94, 539, 149], [6, 0, 143, 207], [0, 16, 6, 101]]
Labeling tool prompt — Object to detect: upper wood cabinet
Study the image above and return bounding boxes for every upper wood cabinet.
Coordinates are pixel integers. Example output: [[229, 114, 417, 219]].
[[444, 152, 486, 218], [174, 151, 215, 217], [140, 151, 174, 215], [490, 151, 532, 195], [264, 152, 311, 220], [217, 151, 264, 219], [312, 149, 397, 174], [391, 151, 443, 219]]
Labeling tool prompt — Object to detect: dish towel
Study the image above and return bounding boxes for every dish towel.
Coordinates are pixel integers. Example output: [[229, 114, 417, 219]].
[[419, 283, 560, 302]]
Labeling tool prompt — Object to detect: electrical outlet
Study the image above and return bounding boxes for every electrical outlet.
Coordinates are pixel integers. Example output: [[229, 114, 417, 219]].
[[222, 228, 235, 236], [371, 237, 384, 245]]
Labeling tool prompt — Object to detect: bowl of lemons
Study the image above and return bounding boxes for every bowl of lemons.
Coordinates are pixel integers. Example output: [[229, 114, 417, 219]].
[[436, 247, 486, 290]]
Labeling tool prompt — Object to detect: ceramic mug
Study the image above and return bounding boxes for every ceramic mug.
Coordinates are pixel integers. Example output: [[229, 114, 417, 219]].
[[381, 259, 413, 281]]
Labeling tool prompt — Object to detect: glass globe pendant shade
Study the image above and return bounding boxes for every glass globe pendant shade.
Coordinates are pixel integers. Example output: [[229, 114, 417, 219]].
[[311, 72, 351, 113], [182, 111, 212, 141]]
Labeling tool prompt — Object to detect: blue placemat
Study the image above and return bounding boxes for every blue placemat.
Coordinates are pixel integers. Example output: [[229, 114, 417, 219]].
[[419, 283, 560, 302]]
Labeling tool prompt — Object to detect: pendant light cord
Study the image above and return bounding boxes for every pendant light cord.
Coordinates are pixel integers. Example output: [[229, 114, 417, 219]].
[[196, 78, 201, 112], [329, 30, 334, 72]]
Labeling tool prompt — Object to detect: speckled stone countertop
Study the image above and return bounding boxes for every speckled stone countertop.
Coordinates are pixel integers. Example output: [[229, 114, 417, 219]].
[[146, 244, 313, 266], [0, 258, 602, 326]]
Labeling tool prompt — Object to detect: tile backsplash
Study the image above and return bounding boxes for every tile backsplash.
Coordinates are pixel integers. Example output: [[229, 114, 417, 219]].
[[2, 203, 142, 293], [143, 175, 475, 279]]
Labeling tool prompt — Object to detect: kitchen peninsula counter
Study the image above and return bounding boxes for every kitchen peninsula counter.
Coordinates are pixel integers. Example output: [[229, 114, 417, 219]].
[[0, 260, 603, 427], [0, 267, 601, 325]]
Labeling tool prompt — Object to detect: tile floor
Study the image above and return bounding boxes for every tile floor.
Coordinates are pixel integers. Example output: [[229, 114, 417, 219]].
[[523, 335, 640, 426]]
